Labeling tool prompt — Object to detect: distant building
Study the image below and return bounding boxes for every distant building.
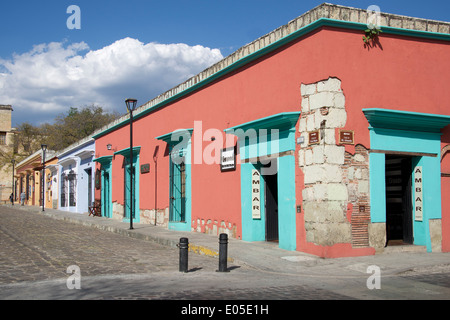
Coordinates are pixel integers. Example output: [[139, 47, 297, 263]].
[[15, 148, 56, 207], [57, 137, 95, 214], [0, 105, 17, 201]]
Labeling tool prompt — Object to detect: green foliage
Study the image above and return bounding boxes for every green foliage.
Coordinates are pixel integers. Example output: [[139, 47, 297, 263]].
[[42, 105, 120, 151], [363, 28, 382, 44], [12, 105, 119, 160]]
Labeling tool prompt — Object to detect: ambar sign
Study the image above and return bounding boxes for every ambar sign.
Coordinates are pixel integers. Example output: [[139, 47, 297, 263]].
[[414, 166, 423, 222], [252, 169, 261, 219]]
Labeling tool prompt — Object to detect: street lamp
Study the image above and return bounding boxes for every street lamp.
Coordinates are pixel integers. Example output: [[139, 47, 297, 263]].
[[11, 159, 15, 205], [41, 144, 47, 212], [125, 98, 137, 230]]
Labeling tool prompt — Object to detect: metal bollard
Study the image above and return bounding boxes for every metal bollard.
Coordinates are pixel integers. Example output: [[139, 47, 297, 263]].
[[217, 233, 229, 272], [178, 237, 189, 273]]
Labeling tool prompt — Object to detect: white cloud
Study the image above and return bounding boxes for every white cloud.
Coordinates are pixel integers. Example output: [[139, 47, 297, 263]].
[[0, 38, 223, 124]]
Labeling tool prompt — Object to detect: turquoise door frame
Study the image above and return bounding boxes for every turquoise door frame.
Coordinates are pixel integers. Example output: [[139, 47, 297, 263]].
[[225, 112, 300, 251], [156, 129, 192, 232], [124, 156, 138, 221], [364, 109, 450, 252], [93, 155, 113, 218], [169, 146, 187, 223], [114, 147, 141, 224]]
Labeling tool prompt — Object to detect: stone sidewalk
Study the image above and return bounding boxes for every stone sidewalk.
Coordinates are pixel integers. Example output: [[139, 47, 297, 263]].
[[5, 204, 450, 279]]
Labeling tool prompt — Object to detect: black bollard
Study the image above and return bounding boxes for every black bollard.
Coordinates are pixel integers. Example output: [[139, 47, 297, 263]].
[[217, 233, 229, 272], [179, 237, 189, 273]]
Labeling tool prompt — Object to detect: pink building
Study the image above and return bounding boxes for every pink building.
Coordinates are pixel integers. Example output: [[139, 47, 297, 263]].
[[93, 3, 450, 258]]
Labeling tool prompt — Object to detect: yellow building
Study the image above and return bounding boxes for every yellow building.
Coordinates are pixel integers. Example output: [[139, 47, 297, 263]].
[[15, 149, 56, 207]]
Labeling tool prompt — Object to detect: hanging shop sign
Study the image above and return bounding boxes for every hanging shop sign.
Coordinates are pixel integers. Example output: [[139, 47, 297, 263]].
[[221, 147, 236, 171], [414, 166, 423, 221], [252, 169, 261, 219]]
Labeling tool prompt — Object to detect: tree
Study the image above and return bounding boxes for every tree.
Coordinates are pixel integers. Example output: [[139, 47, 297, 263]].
[[10, 105, 119, 159], [42, 105, 120, 151]]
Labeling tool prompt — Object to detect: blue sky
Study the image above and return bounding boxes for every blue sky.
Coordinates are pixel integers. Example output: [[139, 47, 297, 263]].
[[1, 0, 449, 127]]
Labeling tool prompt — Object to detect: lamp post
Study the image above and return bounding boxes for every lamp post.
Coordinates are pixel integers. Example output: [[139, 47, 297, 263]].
[[41, 144, 47, 212], [125, 98, 137, 230], [11, 159, 15, 205]]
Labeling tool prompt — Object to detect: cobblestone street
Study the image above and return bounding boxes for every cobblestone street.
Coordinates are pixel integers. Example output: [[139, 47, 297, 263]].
[[1, 206, 450, 304], [0, 206, 219, 284]]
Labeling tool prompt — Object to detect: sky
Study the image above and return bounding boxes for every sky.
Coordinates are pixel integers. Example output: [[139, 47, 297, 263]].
[[0, 0, 449, 127]]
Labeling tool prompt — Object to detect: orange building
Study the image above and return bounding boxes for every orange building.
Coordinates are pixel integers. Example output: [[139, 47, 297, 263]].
[[15, 149, 56, 208]]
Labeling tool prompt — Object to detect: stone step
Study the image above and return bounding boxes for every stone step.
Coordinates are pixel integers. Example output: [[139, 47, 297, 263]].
[[382, 244, 427, 254]]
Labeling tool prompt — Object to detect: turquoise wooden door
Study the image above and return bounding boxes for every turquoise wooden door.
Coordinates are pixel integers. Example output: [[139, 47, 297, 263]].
[[170, 150, 186, 222], [124, 160, 136, 220], [102, 171, 111, 218]]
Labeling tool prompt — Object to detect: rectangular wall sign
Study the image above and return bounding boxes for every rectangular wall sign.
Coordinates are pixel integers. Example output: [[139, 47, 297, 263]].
[[221, 147, 236, 171], [252, 169, 261, 219], [414, 166, 423, 221]]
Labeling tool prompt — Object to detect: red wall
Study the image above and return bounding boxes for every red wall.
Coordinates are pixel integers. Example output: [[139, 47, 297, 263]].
[[95, 26, 450, 253]]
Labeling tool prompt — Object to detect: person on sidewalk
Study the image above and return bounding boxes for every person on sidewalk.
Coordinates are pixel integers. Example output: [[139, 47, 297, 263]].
[[20, 192, 26, 206], [9, 193, 13, 205]]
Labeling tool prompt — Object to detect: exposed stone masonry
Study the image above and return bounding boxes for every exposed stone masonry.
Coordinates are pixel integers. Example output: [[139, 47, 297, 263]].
[[299, 77, 371, 248]]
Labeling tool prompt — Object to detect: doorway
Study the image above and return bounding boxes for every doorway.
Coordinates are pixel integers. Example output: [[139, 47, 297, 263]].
[[385, 155, 413, 245], [86, 168, 92, 209], [169, 146, 187, 223], [263, 159, 278, 242]]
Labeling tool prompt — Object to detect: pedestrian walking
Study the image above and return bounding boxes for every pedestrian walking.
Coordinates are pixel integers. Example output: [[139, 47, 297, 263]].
[[20, 192, 26, 206], [9, 193, 13, 204]]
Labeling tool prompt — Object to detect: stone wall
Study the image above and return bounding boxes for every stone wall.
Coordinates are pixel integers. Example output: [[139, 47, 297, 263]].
[[112, 202, 170, 227], [298, 77, 372, 249], [192, 218, 238, 239], [140, 208, 169, 227]]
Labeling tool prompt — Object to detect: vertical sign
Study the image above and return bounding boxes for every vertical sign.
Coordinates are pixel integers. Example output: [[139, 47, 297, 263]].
[[414, 166, 423, 221], [252, 169, 261, 219]]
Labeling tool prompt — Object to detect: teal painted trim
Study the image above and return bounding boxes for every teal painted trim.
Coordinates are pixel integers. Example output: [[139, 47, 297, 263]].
[[114, 146, 141, 157], [93, 155, 113, 164], [370, 127, 441, 154], [277, 155, 296, 251], [168, 139, 192, 232], [113, 146, 141, 224], [369, 126, 442, 252], [241, 162, 266, 242], [369, 152, 386, 223], [122, 153, 140, 224], [224, 112, 300, 161], [98, 159, 112, 218], [240, 157, 296, 250], [224, 112, 301, 133], [93, 18, 450, 140], [155, 128, 193, 144], [411, 156, 442, 251], [238, 127, 296, 160], [363, 108, 450, 133]]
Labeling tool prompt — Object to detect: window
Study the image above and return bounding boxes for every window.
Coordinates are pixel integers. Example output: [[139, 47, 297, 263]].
[[60, 173, 67, 207], [68, 170, 77, 207], [0, 132, 6, 145]]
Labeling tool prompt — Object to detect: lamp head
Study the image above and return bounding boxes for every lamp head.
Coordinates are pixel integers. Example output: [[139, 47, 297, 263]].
[[125, 98, 138, 112]]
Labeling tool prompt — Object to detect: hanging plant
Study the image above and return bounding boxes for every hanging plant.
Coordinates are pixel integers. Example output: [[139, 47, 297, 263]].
[[363, 27, 382, 44]]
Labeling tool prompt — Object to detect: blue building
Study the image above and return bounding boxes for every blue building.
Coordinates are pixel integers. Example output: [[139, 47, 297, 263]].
[[57, 137, 95, 214]]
